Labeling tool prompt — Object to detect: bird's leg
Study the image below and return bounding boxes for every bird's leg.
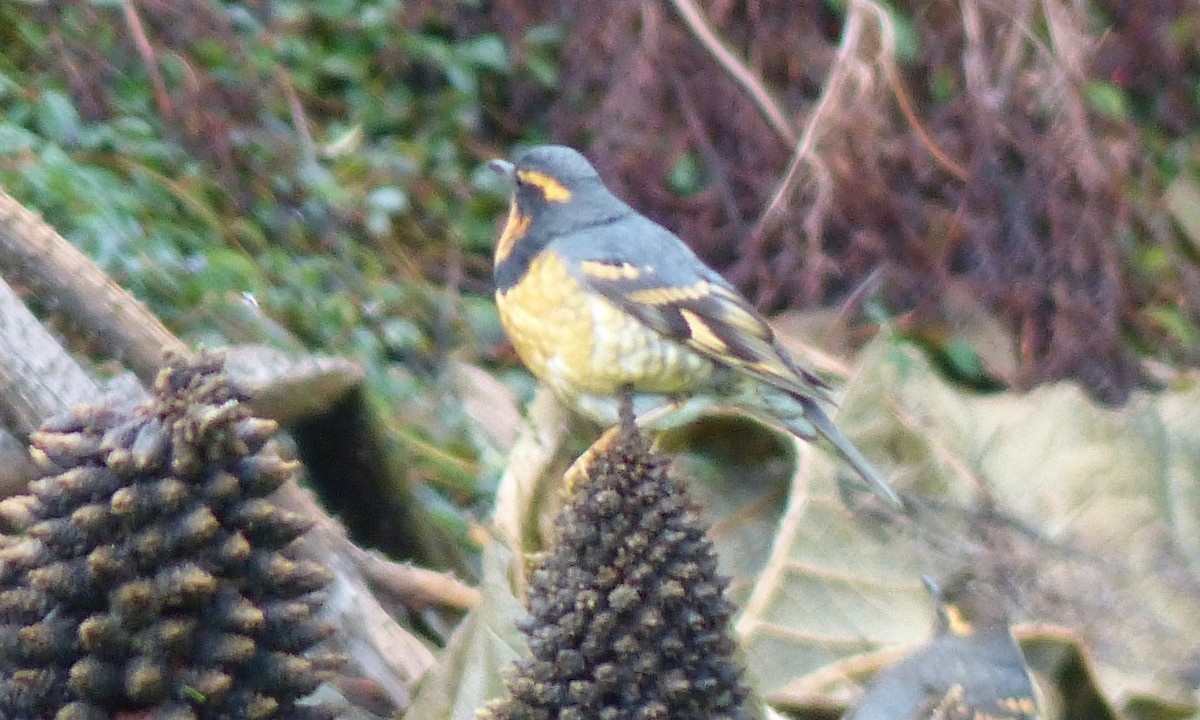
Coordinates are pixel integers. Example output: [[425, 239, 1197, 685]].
[[617, 384, 637, 430], [564, 387, 636, 494]]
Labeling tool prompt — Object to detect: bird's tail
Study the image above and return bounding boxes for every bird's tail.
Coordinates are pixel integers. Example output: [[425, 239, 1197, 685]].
[[792, 397, 901, 508]]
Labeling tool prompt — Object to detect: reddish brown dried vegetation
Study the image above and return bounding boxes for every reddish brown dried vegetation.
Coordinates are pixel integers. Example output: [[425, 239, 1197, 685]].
[[488, 0, 1200, 404]]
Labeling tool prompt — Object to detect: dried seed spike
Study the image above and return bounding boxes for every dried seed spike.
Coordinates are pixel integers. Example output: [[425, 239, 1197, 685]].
[[130, 417, 167, 472], [68, 657, 123, 703], [78, 614, 127, 656], [124, 656, 167, 703], [214, 594, 264, 634], [232, 499, 313, 546], [203, 632, 256, 664], [481, 420, 750, 720], [236, 455, 299, 497], [156, 563, 217, 606], [30, 428, 107, 469], [168, 506, 220, 551], [235, 417, 278, 452], [1, 348, 337, 719], [203, 471, 241, 503], [0, 495, 43, 532]]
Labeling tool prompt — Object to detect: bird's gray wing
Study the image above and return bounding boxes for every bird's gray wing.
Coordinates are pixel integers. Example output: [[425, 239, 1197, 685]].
[[556, 215, 833, 402]]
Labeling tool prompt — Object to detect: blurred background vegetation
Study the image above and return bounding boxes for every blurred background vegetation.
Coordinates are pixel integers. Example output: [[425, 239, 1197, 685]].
[[3, 0, 1200, 577]]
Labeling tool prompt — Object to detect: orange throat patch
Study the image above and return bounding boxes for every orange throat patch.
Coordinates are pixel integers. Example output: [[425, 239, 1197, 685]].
[[494, 203, 530, 266]]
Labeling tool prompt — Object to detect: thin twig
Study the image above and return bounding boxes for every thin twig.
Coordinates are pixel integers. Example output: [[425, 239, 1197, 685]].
[[668, 69, 745, 228], [121, 0, 173, 121], [753, 0, 872, 240], [874, 2, 968, 181], [668, 0, 797, 145], [756, 0, 969, 245], [275, 63, 318, 168]]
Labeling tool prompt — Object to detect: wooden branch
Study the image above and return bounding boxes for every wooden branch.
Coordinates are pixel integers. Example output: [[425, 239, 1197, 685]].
[[0, 276, 102, 435], [351, 543, 480, 612], [0, 189, 186, 385]]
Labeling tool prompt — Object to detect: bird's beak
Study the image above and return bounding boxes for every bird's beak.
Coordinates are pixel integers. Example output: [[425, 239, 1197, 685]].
[[488, 158, 515, 182], [921, 575, 941, 599]]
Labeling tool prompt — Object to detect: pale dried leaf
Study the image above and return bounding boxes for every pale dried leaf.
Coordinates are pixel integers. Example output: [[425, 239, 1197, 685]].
[[403, 540, 528, 720], [738, 335, 1200, 718]]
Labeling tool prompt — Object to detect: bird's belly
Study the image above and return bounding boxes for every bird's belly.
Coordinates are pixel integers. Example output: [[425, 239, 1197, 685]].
[[496, 253, 716, 399]]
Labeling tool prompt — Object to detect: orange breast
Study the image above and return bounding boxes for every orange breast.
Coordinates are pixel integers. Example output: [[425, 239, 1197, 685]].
[[496, 251, 716, 399]]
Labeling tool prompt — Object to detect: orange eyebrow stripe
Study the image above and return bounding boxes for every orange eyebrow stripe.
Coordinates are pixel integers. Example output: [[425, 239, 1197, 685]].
[[517, 170, 572, 202], [494, 206, 531, 265]]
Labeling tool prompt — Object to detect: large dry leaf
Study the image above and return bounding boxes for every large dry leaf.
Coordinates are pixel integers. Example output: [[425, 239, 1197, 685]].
[[738, 336, 1200, 719], [404, 540, 528, 720]]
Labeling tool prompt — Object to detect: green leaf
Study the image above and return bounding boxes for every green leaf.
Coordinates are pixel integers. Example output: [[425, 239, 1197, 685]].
[[667, 150, 706, 196], [1084, 80, 1129, 120], [460, 34, 510, 74], [0, 123, 39, 154], [1165, 173, 1200, 253], [35, 89, 82, 144]]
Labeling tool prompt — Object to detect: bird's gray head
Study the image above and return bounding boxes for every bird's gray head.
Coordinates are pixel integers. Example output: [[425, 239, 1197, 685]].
[[488, 145, 606, 210]]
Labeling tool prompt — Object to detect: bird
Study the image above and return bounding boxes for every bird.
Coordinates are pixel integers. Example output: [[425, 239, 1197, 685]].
[[488, 144, 899, 507], [843, 573, 1041, 720]]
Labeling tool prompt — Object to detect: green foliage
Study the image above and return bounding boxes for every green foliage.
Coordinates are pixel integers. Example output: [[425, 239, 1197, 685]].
[[0, 0, 560, 567], [666, 149, 706, 196], [1084, 80, 1130, 121]]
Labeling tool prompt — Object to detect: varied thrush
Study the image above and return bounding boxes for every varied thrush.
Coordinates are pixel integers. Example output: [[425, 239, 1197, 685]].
[[488, 144, 898, 507], [844, 573, 1041, 720]]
